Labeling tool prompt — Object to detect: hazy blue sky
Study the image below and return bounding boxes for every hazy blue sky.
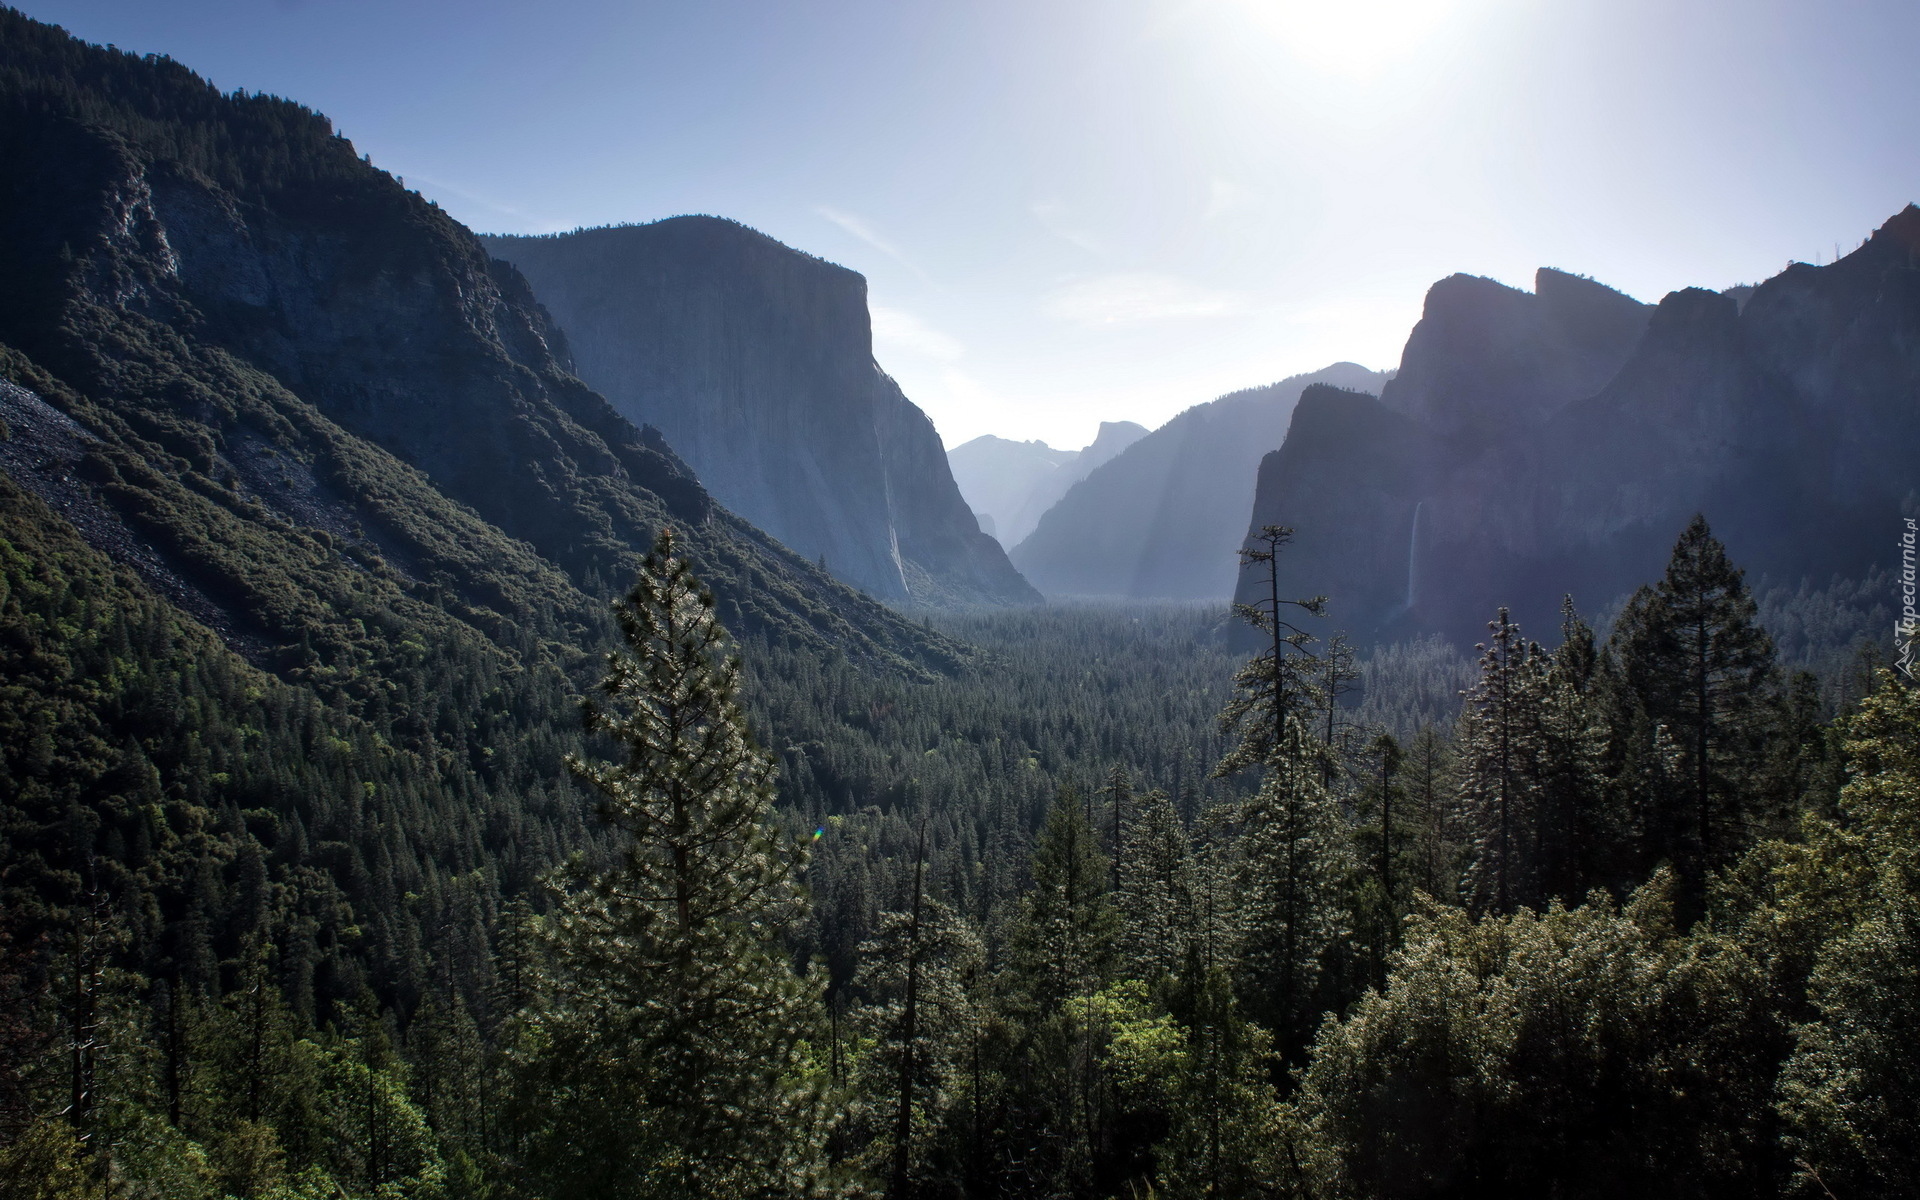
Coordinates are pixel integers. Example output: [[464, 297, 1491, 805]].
[[19, 0, 1920, 448]]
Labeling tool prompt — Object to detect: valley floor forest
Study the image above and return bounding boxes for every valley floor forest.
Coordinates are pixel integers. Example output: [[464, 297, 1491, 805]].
[[0, 9, 1916, 1200], [2, 505, 1913, 1200]]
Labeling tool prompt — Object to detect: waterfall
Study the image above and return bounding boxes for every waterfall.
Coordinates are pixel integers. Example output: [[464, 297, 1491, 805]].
[[1405, 500, 1424, 611]]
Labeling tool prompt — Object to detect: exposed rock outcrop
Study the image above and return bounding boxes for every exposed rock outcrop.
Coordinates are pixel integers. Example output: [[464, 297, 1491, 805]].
[[1379, 268, 1651, 436], [948, 419, 1147, 549], [483, 220, 1038, 605], [0, 17, 963, 679], [1011, 363, 1390, 600], [1239, 214, 1920, 644]]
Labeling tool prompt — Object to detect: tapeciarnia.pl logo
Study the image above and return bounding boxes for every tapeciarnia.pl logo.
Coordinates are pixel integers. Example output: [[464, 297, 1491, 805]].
[[1900, 517, 1917, 680]]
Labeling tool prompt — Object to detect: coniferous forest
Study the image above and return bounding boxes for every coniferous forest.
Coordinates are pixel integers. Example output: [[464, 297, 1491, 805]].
[[1, 7, 1917, 1200], [4, 487, 1910, 1198]]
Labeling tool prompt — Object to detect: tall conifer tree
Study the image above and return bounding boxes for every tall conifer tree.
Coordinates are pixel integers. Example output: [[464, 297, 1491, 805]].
[[1115, 788, 1196, 987], [1532, 601, 1609, 904], [1609, 515, 1776, 915], [522, 530, 825, 1200], [1218, 525, 1350, 1058], [1234, 720, 1353, 1057], [1404, 724, 1459, 902], [1458, 608, 1542, 915], [1218, 526, 1326, 777], [851, 868, 982, 1199], [1002, 789, 1119, 1196]]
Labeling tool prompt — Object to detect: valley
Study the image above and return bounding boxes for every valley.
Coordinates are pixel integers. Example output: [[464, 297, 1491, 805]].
[[0, 8, 1914, 1200]]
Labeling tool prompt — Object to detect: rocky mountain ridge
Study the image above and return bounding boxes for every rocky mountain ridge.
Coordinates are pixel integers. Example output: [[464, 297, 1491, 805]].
[[947, 418, 1148, 548], [1010, 362, 1392, 600], [483, 219, 1037, 606], [0, 11, 964, 682], [1239, 214, 1920, 644]]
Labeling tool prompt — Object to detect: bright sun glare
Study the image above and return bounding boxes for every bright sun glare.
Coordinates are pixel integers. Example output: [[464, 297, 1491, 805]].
[[1231, 0, 1464, 78]]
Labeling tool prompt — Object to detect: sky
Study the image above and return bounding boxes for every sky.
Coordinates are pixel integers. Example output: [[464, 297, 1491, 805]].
[[17, 0, 1920, 449]]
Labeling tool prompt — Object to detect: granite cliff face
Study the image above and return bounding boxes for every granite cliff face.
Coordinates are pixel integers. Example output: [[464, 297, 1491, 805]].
[[483, 220, 1037, 605], [1239, 213, 1920, 644], [1379, 268, 1652, 436], [947, 419, 1148, 548], [1011, 363, 1390, 600], [0, 17, 960, 677]]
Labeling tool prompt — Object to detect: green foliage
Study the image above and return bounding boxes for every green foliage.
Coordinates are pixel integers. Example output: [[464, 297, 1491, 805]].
[[1347, 732, 1415, 986], [1005, 790, 1119, 1020], [0, 1120, 107, 1200], [1456, 605, 1610, 913], [1608, 515, 1778, 913], [1298, 877, 1778, 1199], [1155, 965, 1287, 1200], [1738, 676, 1920, 1196], [521, 532, 826, 1199], [1233, 720, 1354, 1054], [1217, 526, 1327, 778], [982, 791, 1123, 1196], [848, 893, 983, 1193], [1778, 892, 1920, 1197], [1115, 788, 1197, 987]]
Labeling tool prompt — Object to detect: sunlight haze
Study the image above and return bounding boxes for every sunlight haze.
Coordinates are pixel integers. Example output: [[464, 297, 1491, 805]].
[[23, 0, 1919, 448]]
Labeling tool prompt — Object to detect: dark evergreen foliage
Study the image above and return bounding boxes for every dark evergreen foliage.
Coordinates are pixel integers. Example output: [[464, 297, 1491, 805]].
[[0, 10, 1912, 1199], [1608, 515, 1778, 916]]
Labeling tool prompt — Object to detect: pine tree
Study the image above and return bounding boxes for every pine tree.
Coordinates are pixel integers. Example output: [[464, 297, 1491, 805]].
[[1458, 608, 1542, 915], [850, 871, 983, 1199], [1234, 719, 1353, 1057], [1115, 788, 1196, 987], [1171, 803, 1249, 1011], [1216, 527, 1351, 1057], [1531, 603, 1609, 905], [1101, 766, 1134, 897], [1452, 602, 1606, 914], [1158, 957, 1283, 1200], [1609, 516, 1776, 916], [1001, 788, 1119, 1195], [1404, 724, 1459, 902], [1316, 633, 1361, 792], [1772, 674, 1920, 1197], [1351, 731, 1410, 988], [1595, 670, 1686, 894], [1218, 526, 1326, 778], [521, 529, 826, 1200], [1005, 788, 1119, 1018]]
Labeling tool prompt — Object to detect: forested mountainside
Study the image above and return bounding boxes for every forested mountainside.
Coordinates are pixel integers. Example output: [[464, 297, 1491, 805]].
[[0, 14, 957, 669], [1241, 229, 1920, 643], [948, 421, 1148, 549], [483, 220, 1037, 606], [2, 10, 1916, 1200], [1011, 362, 1390, 601], [0, 16, 1265, 1195]]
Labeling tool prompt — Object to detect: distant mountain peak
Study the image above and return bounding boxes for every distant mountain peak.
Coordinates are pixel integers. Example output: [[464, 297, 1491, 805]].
[[1381, 265, 1651, 433], [1239, 205, 1920, 645], [1009, 363, 1390, 600], [1081, 420, 1149, 462], [947, 421, 1146, 551]]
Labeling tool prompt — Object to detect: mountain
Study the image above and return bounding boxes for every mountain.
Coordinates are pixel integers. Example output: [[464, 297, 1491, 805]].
[[481, 220, 1037, 606], [1238, 218, 1920, 644], [0, 7, 966, 1032], [947, 419, 1148, 548], [1378, 267, 1652, 435], [948, 435, 1077, 544], [1009, 363, 1391, 600]]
